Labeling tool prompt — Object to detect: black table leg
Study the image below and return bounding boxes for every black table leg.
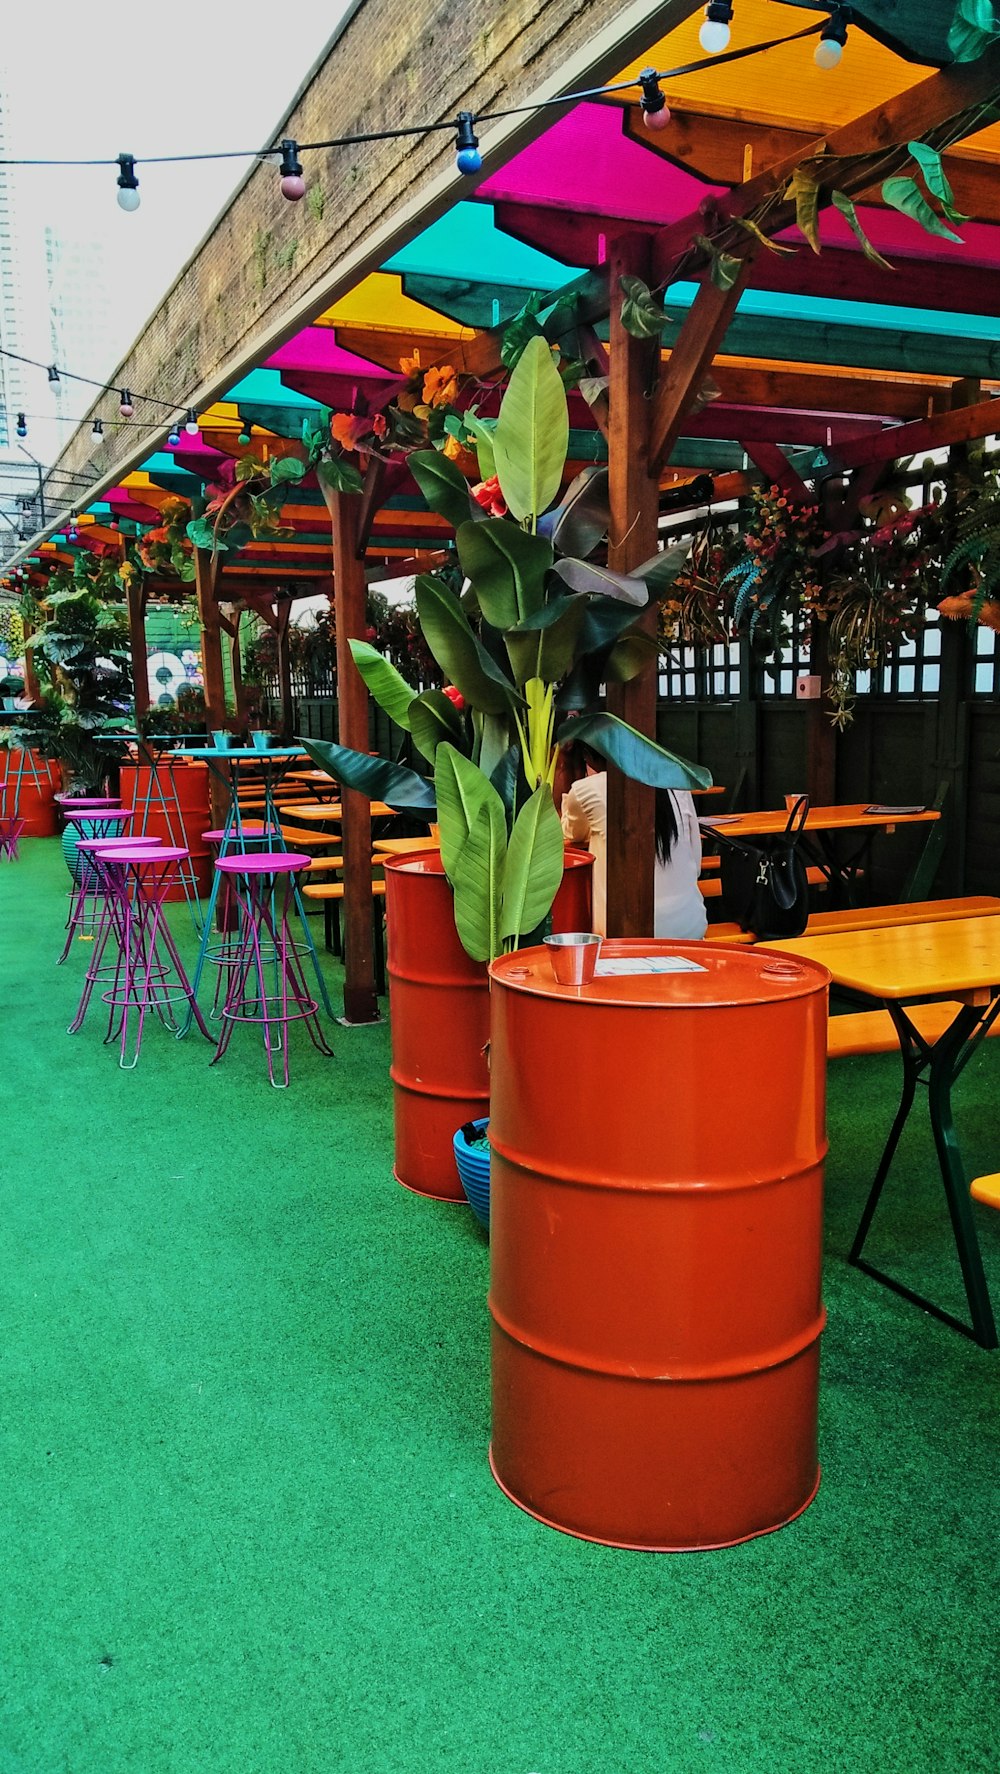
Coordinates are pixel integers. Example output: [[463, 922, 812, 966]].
[[849, 996, 999, 1348]]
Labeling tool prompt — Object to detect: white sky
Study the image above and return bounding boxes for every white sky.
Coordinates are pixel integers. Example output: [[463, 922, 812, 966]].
[[2, 0, 350, 460]]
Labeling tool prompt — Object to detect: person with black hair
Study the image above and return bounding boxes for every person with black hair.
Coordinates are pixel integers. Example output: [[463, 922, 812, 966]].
[[559, 752, 707, 940]]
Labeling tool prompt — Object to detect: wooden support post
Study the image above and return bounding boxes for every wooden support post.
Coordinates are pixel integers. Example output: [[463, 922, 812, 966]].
[[194, 546, 229, 828], [126, 581, 150, 724], [322, 485, 378, 1024], [226, 608, 248, 728], [605, 234, 662, 937], [274, 600, 294, 741]]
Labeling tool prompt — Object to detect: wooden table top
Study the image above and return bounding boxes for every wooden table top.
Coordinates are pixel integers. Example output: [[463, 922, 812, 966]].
[[372, 836, 441, 856], [700, 802, 940, 839], [284, 801, 400, 821], [770, 915, 1000, 1002]]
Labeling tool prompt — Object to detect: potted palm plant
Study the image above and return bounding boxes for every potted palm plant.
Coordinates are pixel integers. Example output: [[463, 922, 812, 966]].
[[301, 336, 710, 1194]]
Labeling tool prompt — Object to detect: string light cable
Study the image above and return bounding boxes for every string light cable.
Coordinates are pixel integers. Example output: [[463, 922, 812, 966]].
[[0, 15, 833, 204]]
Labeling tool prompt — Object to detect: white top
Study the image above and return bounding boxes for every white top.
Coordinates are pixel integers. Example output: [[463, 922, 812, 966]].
[[560, 772, 707, 941]]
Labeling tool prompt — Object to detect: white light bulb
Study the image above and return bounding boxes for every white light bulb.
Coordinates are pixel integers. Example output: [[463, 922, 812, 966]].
[[117, 185, 141, 213], [699, 17, 731, 52], [814, 37, 843, 68], [185, 418, 200, 437]]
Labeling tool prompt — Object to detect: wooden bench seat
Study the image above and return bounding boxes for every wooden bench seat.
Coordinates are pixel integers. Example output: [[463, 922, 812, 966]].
[[700, 865, 828, 900], [828, 1002, 1000, 1059], [971, 1174, 1000, 1209], [302, 879, 386, 902], [707, 895, 1000, 943], [797, 895, 1000, 938], [278, 824, 342, 849]]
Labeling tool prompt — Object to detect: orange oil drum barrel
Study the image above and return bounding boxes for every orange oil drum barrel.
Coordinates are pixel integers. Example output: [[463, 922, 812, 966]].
[[118, 759, 212, 898], [384, 849, 594, 1201], [487, 939, 830, 1551], [1, 750, 60, 836]]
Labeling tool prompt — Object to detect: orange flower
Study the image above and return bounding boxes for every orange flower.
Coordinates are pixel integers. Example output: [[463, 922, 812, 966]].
[[936, 594, 975, 619], [979, 600, 1000, 632], [400, 350, 422, 380], [331, 413, 370, 452], [422, 365, 458, 408], [371, 413, 388, 439]]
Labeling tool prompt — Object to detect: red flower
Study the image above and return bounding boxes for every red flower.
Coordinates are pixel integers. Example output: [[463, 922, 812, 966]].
[[471, 476, 507, 518], [442, 684, 465, 710]]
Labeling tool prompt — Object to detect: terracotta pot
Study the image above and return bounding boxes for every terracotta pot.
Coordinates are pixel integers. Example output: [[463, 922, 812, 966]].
[[487, 939, 830, 1551], [383, 848, 594, 1201]]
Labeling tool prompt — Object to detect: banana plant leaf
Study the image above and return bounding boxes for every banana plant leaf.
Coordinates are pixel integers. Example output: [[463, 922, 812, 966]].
[[450, 793, 507, 962], [409, 688, 466, 763], [415, 574, 522, 716], [499, 785, 565, 943], [556, 712, 712, 790], [434, 742, 496, 875], [409, 450, 483, 530], [536, 465, 610, 559], [455, 518, 551, 627], [492, 335, 570, 523], [298, 737, 437, 813], [347, 639, 416, 731], [551, 558, 648, 606], [505, 595, 586, 686]]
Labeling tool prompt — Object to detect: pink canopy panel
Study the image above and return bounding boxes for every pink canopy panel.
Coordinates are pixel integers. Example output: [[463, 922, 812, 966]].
[[480, 101, 722, 233]]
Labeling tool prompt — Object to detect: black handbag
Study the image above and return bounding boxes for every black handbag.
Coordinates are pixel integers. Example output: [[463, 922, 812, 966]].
[[715, 796, 811, 940]]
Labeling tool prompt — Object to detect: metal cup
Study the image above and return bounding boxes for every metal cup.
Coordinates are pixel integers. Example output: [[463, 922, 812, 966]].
[[544, 931, 602, 986]]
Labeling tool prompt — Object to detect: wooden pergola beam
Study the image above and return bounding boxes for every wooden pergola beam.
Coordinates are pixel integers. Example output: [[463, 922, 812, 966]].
[[649, 255, 756, 469], [650, 42, 1000, 287], [830, 392, 1000, 470]]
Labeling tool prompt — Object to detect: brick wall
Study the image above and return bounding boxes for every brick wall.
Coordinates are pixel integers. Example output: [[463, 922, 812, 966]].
[[41, 0, 693, 516]]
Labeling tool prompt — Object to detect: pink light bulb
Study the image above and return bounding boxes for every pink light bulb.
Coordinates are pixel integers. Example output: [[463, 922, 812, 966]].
[[643, 103, 671, 131], [280, 173, 306, 201]]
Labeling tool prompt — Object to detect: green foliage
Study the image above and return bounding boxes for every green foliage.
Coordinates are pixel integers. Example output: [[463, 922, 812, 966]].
[[881, 175, 964, 243], [347, 639, 416, 731], [786, 168, 820, 254], [830, 191, 894, 270], [11, 588, 132, 789], [316, 457, 364, 494], [619, 274, 670, 340], [947, 0, 998, 61], [555, 712, 712, 790]]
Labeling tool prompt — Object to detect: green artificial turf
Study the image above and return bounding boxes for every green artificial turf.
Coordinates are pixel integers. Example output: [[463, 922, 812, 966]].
[[2, 838, 998, 1774]]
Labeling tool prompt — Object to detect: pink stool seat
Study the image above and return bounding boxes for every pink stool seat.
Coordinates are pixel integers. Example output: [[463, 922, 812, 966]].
[[56, 794, 120, 807], [215, 851, 313, 875], [62, 805, 132, 824]]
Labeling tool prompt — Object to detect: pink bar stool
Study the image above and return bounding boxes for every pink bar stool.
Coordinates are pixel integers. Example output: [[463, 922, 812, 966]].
[[67, 836, 164, 1034], [58, 806, 133, 962], [90, 843, 212, 1069], [200, 824, 283, 1018], [211, 851, 333, 1088]]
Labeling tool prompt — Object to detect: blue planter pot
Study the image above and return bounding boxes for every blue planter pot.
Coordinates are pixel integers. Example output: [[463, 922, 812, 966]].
[[453, 1119, 491, 1233]]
